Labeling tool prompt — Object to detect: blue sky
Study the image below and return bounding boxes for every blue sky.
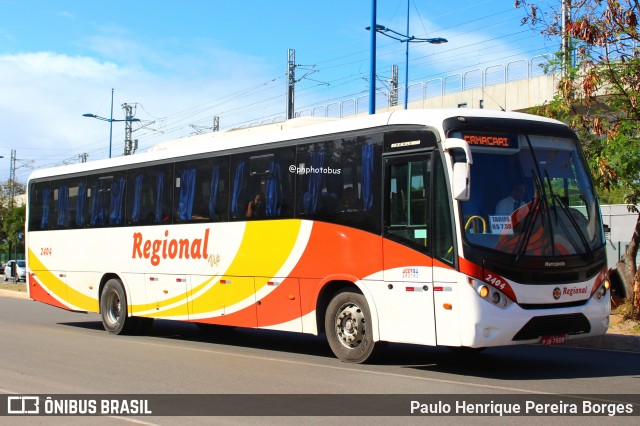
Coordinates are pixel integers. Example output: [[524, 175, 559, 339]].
[[0, 0, 555, 183]]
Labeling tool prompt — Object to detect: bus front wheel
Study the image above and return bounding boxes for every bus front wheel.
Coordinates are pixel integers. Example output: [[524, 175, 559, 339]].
[[100, 278, 134, 335], [325, 290, 378, 363]]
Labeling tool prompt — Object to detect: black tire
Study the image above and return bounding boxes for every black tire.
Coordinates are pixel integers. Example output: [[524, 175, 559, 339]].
[[100, 278, 136, 335], [325, 290, 378, 363]]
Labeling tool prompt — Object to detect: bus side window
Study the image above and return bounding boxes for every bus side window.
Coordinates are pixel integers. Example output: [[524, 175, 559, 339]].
[[86, 173, 126, 227], [128, 164, 173, 225], [28, 181, 51, 231], [231, 148, 294, 220], [294, 136, 381, 233], [52, 177, 86, 229], [174, 157, 229, 223]]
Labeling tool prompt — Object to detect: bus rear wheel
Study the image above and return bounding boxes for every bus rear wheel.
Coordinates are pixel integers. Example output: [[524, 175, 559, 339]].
[[325, 290, 378, 363], [100, 278, 136, 335]]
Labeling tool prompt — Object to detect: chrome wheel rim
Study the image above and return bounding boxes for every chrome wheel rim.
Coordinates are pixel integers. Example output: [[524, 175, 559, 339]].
[[334, 302, 366, 349], [104, 291, 121, 327]]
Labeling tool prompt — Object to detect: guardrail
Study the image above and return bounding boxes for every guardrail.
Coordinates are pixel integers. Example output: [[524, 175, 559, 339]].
[[295, 54, 553, 119]]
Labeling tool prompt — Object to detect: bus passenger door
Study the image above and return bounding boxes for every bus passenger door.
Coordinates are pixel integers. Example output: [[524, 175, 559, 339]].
[[380, 153, 436, 346]]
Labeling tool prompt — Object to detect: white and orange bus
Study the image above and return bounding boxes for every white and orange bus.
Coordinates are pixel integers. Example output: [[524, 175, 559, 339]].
[[26, 108, 611, 363]]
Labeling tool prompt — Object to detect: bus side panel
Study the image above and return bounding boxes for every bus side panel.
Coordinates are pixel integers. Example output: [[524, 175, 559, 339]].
[[294, 221, 383, 334], [432, 264, 462, 347], [28, 270, 69, 311]]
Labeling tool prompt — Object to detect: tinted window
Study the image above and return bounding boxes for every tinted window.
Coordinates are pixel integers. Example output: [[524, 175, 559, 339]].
[[86, 172, 127, 227], [51, 177, 86, 229], [295, 134, 382, 233], [127, 164, 173, 225], [28, 181, 51, 231], [174, 157, 229, 223], [231, 148, 294, 220]]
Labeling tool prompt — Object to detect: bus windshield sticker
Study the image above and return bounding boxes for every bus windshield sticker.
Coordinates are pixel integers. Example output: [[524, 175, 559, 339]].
[[489, 215, 513, 235], [414, 229, 427, 239]]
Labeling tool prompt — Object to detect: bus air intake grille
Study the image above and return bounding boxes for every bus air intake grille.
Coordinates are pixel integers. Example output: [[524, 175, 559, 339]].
[[518, 300, 588, 310], [512, 313, 591, 341]]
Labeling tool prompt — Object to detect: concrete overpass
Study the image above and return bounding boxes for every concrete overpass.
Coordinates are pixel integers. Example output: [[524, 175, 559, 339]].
[[295, 55, 558, 118]]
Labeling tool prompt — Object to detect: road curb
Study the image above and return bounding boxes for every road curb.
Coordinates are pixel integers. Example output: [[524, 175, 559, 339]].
[[0, 289, 30, 300], [561, 333, 640, 353]]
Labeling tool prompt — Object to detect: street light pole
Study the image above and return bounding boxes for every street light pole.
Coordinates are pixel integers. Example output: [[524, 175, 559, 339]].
[[367, 5, 447, 110], [405, 0, 410, 109], [109, 88, 114, 158], [83, 88, 140, 158]]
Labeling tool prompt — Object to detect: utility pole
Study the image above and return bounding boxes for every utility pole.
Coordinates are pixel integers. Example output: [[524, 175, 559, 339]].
[[122, 103, 136, 155], [389, 65, 399, 107], [8, 149, 33, 208], [190, 116, 220, 135], [286, 48, 296, 120], [9, 149, 16, 208]]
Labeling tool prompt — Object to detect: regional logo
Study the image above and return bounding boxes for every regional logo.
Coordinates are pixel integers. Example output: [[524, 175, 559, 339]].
[[552, 287, 561, 300]]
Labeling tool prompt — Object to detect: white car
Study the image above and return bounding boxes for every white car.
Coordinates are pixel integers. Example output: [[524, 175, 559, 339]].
[[4, 260, 26, 282]]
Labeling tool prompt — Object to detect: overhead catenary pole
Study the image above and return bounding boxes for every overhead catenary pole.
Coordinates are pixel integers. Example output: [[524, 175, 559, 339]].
[[286, 49, 296, 119], [123, 103, 136, 155], [390, 65, 399, 107]]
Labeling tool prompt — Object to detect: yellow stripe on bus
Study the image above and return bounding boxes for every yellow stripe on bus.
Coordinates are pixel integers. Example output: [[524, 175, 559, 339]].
[[187, 219, 303, 316], [27, 248, 99, 312]]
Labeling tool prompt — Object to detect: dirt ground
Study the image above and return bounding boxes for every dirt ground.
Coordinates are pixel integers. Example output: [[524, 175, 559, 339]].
[[1, 281, 638, 336], [0, 281, 27, 293]]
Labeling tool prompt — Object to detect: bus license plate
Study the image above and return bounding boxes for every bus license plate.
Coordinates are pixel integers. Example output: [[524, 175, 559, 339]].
[[540, 334, 567, 345]]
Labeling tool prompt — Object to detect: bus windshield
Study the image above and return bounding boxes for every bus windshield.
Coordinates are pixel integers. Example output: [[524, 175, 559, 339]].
[[457, 132, 604, 257]]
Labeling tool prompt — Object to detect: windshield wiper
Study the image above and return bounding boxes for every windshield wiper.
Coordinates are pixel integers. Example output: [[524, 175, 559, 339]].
[[544, 170, 594, 258], [514, 171, 546, 262]]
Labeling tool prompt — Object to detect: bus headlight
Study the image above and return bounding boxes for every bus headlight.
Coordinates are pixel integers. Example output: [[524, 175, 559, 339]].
[[478, 285, 490, 298], [595, 280, 609, 301], [468, 277, 512, 309]]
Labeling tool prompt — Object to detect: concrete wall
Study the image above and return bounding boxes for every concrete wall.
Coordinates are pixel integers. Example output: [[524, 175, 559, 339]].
[[601, 204, 639, 268], [373, 74, 558, 113]]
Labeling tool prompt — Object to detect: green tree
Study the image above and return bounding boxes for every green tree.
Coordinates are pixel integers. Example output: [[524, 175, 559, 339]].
[[3, 204, 26, 261], [517, 0, 640, 318]]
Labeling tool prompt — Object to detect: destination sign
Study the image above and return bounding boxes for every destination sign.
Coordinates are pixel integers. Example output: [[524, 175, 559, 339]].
[[462, 133, 517, 148]]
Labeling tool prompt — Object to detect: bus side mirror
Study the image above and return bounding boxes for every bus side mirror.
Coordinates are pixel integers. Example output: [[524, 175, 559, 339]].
[[443, 138, 472, 201], [452, 162, 471, 201]]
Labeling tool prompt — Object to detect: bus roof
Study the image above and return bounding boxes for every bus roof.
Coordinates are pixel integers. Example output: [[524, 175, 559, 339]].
[[27, 108, 565, 181]]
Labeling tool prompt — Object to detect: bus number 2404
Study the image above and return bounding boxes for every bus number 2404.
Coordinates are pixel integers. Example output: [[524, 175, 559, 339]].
[[485, 273, 506, 290]]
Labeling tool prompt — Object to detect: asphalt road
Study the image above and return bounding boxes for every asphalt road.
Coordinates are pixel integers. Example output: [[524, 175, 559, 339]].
[[1, 296, 639, 425]]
